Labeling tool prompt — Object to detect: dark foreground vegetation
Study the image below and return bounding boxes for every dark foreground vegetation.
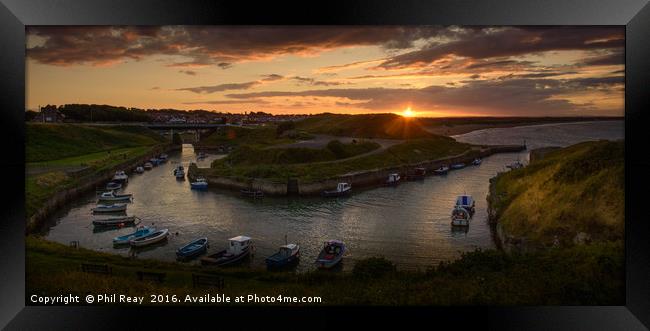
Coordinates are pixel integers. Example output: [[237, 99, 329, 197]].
[[26, 237, 623, 305]]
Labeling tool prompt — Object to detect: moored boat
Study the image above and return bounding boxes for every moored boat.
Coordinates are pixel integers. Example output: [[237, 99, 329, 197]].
[[143, 162, 153, 170], [451, 206, 472, 227], [451, 163, 466, 169], [159, 154, 168, 162], [150, 158, 161, 166], [201, 236, 253, 266], [129, 228, 169, 247], [92, 203, 127, 214], [135, 166, 145, 174], [112, 226, 155, 245], [506, 160, 524, 170], [266, 243, 300, 268], [174, 165, 185, 179], [112, 170, 129, 183], [105, 181, 122, 191], [433, 165, 449, 175], [455, 195, 475, 216], [176, 237, 209, 259], [190, 177, 208, 189], [315, 240, 345, 269], [97, 191, 133, 203], [472, 158, 483, 166], [385, 173, 401, 186], [322, 182, 351, 197], [405, 167, 426, 180], [93, 216, 137, 227], [240, 189, 264, 198]]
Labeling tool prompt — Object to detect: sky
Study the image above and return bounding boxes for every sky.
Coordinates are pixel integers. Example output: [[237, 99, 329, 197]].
[[26, 26, 624, 117]]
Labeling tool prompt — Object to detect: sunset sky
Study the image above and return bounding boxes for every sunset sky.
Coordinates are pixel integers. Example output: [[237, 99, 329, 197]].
[[26, 26, 624, 117]]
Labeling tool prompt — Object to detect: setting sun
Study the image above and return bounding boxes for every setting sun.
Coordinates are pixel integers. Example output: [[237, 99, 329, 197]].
[[402, 107, 415, 117]]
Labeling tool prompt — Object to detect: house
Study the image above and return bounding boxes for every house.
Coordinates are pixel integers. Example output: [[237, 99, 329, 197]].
[[40, 106, 64, 123]]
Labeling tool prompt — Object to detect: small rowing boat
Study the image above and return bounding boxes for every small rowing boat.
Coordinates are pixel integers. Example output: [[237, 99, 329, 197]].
[[451, 163, 466, 169], [92, 203, 127, 214], [93, 216, 137, 226], [105, 182, 122, 191], [176, 237, 209, 259], [240, 189, 264, 198], [112, 226, 155, 245], [129, 228, 169, 247], [97, 191, 133, 203]]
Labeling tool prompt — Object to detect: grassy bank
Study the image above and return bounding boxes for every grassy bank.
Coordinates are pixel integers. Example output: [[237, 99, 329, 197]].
[[26, 124, 168, 219], [295, 113, 433, 139], [197, 126, 296, 148], [208, 136, 472, 182], [26, 236, 623, 305], [488, 140, 624, 247], [27, 123, 165, 162]]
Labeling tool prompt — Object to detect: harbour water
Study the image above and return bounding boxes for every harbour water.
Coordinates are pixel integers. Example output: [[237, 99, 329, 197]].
[[42, 121, 624, 271]]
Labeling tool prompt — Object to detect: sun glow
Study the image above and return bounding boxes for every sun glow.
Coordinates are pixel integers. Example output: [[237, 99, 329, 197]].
[[402, 107, 416, 117]]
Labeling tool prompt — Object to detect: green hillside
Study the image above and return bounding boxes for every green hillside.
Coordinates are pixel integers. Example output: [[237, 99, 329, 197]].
[[198, 126, 294, 148], [295, 113, 433, 139], [27, 124, 165, 163], [488, 140, 624, 246]]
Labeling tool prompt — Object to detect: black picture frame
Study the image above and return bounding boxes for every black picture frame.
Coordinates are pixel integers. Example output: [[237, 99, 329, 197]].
[[1, 0, 648, 329]]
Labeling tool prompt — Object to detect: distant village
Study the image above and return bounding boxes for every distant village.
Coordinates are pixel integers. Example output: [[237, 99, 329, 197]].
[[27, 104, 309, 125]]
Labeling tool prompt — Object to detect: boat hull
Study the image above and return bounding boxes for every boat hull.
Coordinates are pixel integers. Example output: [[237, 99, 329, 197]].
[[93, 216, 136, 226], [176, 238, 209, 259], [266, 251, 300, 268], [130, 229, 169, 247], [201, 247, 250, 266]]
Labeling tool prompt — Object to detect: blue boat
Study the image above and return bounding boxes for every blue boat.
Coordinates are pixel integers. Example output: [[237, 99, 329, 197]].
[[190, 177, 208, 190], [266, 244, 300, 268], [451, 163, 466, 169], [176, 237, 209, 259], [112, 226, 155, 245]]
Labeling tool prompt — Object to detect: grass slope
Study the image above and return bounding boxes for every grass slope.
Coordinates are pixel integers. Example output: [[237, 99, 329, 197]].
[[295, 113, 433, 139], [209, 136, 471, 182], [27, 124, 165, 163], [198, 126, 294, 148], [488, 140, 624, 246]]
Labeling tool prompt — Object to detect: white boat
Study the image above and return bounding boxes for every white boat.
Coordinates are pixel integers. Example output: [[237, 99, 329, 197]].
[[201, 236, 253, 266], [105, 182, 122, 191], [135, 166, 145, 174], [190, 177, 208, 189], [112, 171, 129, 183], [92, 203, 127, 214], [506, 160, 524, 170], [322, 182, 351, 197], [385, 173, 401, 186], [143, 162, 153, 170], [433, 165, 449, 175], [129, 228, 169, 247], [455, 195, 476, 216], [97, 191, 133, 202], [451, 206, 472, 227], [472, 158, 483, 166]]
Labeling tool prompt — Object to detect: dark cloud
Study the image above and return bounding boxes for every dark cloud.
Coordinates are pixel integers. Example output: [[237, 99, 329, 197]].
[[291, 76, 345, 86], [225, 75, 623, 115], [179, 70, 197, 76], [261, 74, 284, 81], [177, 81, 262, 94], [217, 62, 233, 69], [182, 99, 268, 105], [27, 26, 447, 67], [578, 50, 624, 66], [378, 27, 624, 69]]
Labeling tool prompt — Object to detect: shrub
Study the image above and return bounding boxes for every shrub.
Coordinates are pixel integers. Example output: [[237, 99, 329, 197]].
[[352, 257, 397, 279]]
